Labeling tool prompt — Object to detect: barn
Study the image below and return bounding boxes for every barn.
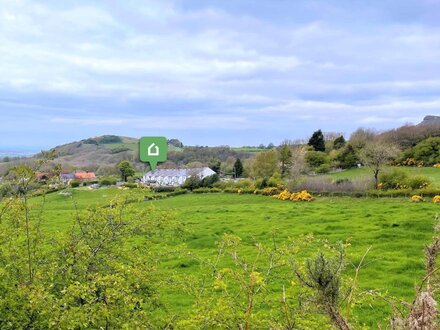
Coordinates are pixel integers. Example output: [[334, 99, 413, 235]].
[[141, 167, 216, 186]]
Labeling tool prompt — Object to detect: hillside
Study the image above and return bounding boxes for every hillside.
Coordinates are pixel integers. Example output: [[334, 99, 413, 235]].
[[421, 115, 440, 125], [0, 135, 254, 175]]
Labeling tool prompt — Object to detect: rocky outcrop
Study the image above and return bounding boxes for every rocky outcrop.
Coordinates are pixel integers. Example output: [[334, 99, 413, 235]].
[[421, 115, 440, 125]]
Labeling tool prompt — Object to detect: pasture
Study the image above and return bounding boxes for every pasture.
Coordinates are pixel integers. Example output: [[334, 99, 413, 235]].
[[35, 188, 440, 326]]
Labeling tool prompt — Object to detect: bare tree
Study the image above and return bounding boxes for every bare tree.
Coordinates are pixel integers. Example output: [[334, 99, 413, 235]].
[[358, 142, 400, 189]]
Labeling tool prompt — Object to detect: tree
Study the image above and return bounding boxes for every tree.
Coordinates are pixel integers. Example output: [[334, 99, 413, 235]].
[[308, 130, 326, 152], [233, 158, 244, 178], [412, 137, 440, 165], [117, 160, 135, 182], [251, 150, 278, 178], [349, 128, 377, 150], [278, 143, 292, 176], [305, 151, 328, 168], [333, 136, 346, 150], [209, 159, 222, 174], [358, 142, 400, 189], [267, 142, 275, 149], [334, 144, 358, 169]]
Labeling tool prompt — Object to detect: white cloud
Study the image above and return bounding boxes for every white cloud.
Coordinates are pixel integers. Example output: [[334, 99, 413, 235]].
[[0, 0, 439, 147]]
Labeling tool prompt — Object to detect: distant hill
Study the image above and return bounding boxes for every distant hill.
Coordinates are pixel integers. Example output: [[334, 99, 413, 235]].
[[0, 135, 254, 175], [421, 115, 440, 126]]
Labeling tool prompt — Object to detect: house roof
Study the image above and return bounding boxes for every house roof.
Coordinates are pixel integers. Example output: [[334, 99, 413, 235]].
[[145, 167, 215, 177], [74, 172, 96, 180], [60, 173, 75, 179]]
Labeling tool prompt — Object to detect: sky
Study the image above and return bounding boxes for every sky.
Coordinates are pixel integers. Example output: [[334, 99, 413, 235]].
[[0, 0, 440, 150]]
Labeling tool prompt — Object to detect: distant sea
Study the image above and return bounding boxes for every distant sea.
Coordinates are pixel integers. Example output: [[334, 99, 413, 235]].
[[0, 150, 37, 157]]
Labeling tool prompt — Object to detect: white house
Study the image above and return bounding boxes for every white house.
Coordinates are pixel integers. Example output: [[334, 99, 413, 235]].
[[141, 167, 216, 186]]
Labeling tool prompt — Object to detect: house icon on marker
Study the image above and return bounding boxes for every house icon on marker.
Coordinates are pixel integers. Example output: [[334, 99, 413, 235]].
[[147, 143, 160, 156]]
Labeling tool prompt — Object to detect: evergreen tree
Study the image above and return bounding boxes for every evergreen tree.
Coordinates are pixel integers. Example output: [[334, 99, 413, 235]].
[[233, 158, 244, 178], [308, 129, 326, 152], [333, 136, 346, 150]]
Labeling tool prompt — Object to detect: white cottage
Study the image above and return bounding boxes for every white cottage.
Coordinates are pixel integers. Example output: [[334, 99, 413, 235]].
[[141, 167, 216, 186]]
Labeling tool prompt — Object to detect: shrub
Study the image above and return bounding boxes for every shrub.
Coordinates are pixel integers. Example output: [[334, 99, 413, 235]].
[[411, 195, 424, 203], [291, 177, 372, 195], [379, 169, 408, 190], [69, 180, 80, 188], [99, 176, 117, 186], [193, 188, 222, 194], [152, 186, 176, 193], [305, 151, 328, 168], [275, 189, 291, 200], [238, 188, 255, 194], [167, 188, 188, 197], [433, 195, 440, 203], [406, 175, 430, 190], [261, 187, 281, 196], [267, 173, 283, 187], [234, 178, 254, 189], [123, 182, 138, 188], [316, 164, 331, 174], [290, 190, 313, 201], [255, 178, 269, 189]]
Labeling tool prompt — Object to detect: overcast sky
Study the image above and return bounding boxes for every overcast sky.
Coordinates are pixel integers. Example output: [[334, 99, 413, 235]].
[[1, 0, 439, 150]]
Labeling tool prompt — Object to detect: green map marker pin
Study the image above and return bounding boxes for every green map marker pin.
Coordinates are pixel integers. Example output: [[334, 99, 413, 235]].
[[139, 137, 168, 171]]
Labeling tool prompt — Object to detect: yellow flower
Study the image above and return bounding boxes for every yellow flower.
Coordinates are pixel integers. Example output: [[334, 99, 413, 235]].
[[411, 195, 423, 203], [433, 195, 440, 203]]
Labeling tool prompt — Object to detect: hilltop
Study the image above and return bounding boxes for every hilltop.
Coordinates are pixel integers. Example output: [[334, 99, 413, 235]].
[[421, 115, 440, 125], [0, 135, 254, 175]]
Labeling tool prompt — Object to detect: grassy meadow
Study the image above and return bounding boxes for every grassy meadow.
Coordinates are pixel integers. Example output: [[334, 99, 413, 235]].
[[326, 166, 440, 187], [34, 188, 440, 327]]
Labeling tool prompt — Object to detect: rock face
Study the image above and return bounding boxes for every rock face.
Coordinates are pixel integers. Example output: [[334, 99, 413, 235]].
[[421, 115, 440, 125]]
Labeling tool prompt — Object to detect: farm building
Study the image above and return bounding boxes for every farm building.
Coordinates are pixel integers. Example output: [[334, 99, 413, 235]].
[[141, 167, 216, 186], [60, 173, 75, 184], [74, 171, 97, 181]]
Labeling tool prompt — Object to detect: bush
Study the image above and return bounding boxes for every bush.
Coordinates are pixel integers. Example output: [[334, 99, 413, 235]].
[[122, 182, 138, 188], [99, 177, 117, 186], [267, 173, 283, 187], [201, 174, 219, 188], [255, 178, 268, 189], [152, 186, 177, 193], [166, 188, 188, 197], [316, 164, 331, 174], [305, 151, 329, 168], [411, 195, 424, 203], [406, 175, 431, 190], [234, 178, 254, 189], [192, 188, 222, 194], [433, 195, 440, 203], [290, 190, 313, 201], [70, 180, 80, 188], [379, 169, 408, 190], [290, 177, 372, 195]]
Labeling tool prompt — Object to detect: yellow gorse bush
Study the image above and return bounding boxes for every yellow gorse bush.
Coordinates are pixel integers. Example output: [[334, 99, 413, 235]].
[[277, 189, 291, 200], [411, 195, 424, 203], [291, 190, 313, 201], [434, 164, 440, 169], [433, 195, 440, 203], [272, 189, 314, 202]]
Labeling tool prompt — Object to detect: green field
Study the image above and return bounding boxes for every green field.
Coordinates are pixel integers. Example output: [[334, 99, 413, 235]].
[[36, 188, 440, 327], [326, 166, 440, 187]]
